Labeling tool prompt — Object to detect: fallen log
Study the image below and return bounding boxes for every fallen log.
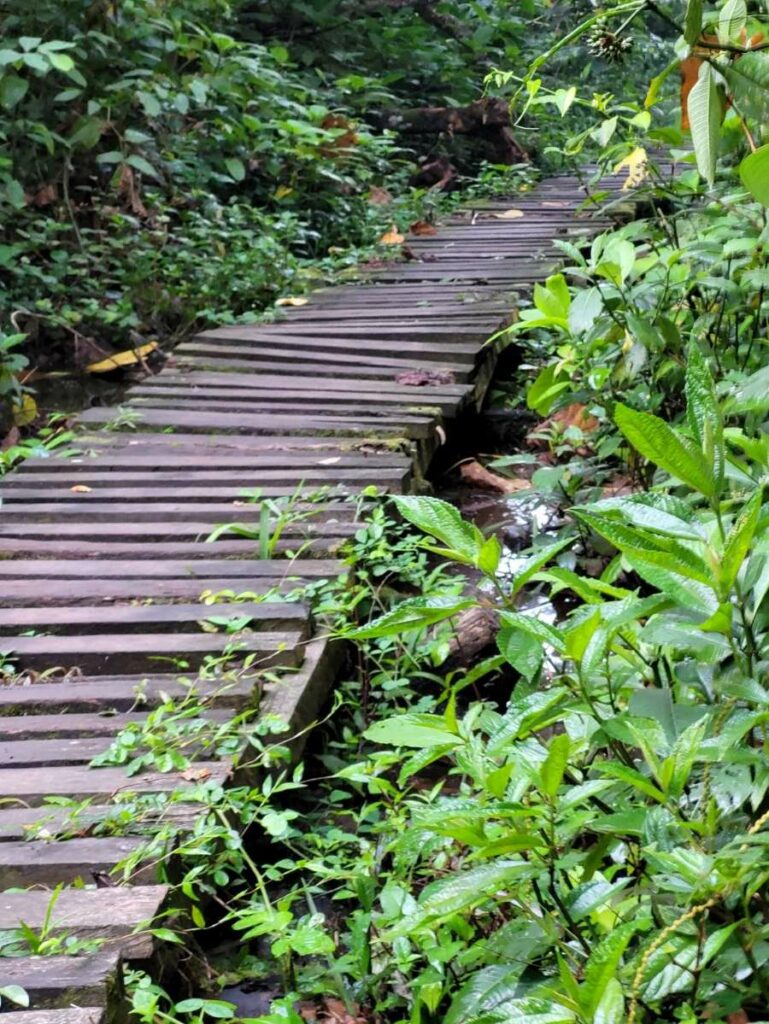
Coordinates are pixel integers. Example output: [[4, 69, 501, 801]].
[[381, 98, 528, 164]]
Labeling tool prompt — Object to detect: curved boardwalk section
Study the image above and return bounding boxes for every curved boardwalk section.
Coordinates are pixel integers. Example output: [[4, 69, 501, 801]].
[[0, 172, 625, 1016]]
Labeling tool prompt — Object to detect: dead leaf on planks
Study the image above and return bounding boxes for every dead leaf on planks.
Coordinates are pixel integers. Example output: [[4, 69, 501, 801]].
[[87, 341, 158, 373], [492, 208, 525, 220], [70, 484, 93, 493], [409, 219, 437, 236], [379, 225, 405, 245], [276, 296, 309, 307]]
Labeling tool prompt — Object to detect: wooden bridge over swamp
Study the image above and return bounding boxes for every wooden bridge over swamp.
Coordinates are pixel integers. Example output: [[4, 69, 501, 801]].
[[0, 170, 635, 1021]]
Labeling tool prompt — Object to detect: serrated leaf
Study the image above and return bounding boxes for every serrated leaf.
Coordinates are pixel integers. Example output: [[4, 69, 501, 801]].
[[614, 402, 716, 497], [364, 712, 463, 748], [392, 495, 484, 565], [539, 733, 569, 798], [344, 595, 474, 639], [720, 488, 762, 594]]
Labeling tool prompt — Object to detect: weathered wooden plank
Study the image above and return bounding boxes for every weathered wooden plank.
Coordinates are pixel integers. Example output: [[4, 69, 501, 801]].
[[5, 629, 305, 674], [1, 1009, 104, 1024], [0, 761, 229, 805], [0, 537, 348, 559], [0, 837, 151, 887], [176, 354, 473, 381], [0, 501, 357, 523], [0, 673, 255, 715], [0, 521, 356, 542], [3, 467, 409, 488], [0, 601, 310, 635], [0, 886, 168, 958], [0, 558, 339, 578], [0, 803, 197, 842], [0, 952, 120, 1008], [77, 407, 438, 439], [0, 709, 231, 740], [0, 577, 300, 606]]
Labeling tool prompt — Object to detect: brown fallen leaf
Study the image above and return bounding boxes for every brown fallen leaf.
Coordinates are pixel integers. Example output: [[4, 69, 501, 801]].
[[368, 186, 392, 205], [601, 474, 635, 499], [409, 219, 437, 236], [551, 402, 599, 433], [379, 225, 405, 245], [727, 1013, 750, 1024], [70, 484, 92, 493], [395, 369, 454, 386], [459, 460, 530, 494], [181, 767, 211, 782]]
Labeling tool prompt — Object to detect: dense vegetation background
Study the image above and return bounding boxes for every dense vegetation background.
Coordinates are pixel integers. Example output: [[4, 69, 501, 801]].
[[0, 0, 668, 439]]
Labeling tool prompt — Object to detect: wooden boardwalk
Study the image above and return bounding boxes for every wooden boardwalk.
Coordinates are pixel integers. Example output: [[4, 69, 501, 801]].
[[0, 172, 628, 1018]]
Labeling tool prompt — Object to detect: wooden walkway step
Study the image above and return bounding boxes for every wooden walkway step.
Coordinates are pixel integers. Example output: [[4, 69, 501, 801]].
[[0, 169, 649, 1010]]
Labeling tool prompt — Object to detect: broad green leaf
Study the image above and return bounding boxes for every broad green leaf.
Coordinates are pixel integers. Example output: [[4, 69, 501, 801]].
[[684, 0, 703, 44], [614, 402, 716, 497], [477, 534, 502, 576], [718, 0, 747, 42], [497, 626, 543, 682], [573, 510, 712, 584], [415, 859, 530, 920], [593, 978, 624, 1024], [498, 610, 566, 652], [363, 713, 463, 749], [687, 63, 722, 186], [533, 273, 570, 320], [539, 733, 569, 798], [722, 52, 769, 122], [344, 595, 474, 639], [126, 154, 161, 180], [669, 717, 708, 798], [645, 59, 680, 109], [526, 363, 570, 415], [225, 156, 246, 182], [597, 762, 667, 803], [685, 343, 721, 456], [564, 875, 629, 920], [511, 535, 573, 595], [740, 145, 769, 207], [0, 74, 28, 110], [624, 553, 719, 615], [47, 51, 75, 72], [720, 488, 763, 594], [0, 987, 28, 1008], [582, 921, 643, 1015], [392, 495, 483, 564]]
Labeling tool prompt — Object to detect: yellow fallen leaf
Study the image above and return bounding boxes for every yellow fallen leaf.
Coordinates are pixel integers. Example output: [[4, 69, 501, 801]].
[[87, 341, 158, 374], [493, 209, 525, 219], [379, 225, 405, 245], [275, 296, 309, 307], [70, 484, 92, 493], [12, 393, 37, 427], [274, 184, 293, 199], [613, 146, 648, 191]]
